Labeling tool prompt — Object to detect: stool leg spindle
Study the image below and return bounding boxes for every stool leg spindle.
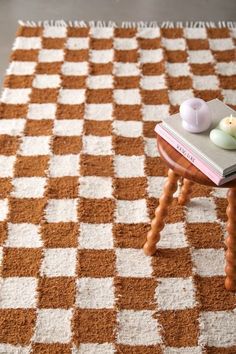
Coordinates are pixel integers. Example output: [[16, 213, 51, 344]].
[[178, 179, 194, 205], [225, 188, 236, 291], [143, 169, 179, 256]]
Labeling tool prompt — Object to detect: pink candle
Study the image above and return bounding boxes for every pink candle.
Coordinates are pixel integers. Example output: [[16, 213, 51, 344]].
[[180, 98, 212, 133]]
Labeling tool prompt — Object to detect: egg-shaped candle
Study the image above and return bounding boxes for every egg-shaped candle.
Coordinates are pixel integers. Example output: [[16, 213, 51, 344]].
[[180, 98, 212, 133], [209, 114, 236, 150], [218, 115, 236, 138]]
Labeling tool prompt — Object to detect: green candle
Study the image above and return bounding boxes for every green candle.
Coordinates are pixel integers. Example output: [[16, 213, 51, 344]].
[[210, 114, 236, 150], [210, 128, 236, 150]]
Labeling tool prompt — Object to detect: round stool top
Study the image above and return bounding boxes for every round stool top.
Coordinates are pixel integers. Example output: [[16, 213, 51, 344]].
[[157, 134, 236, 188]]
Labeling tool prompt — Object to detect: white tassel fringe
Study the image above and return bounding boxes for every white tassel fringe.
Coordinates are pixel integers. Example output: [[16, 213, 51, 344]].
[[18, 20, 236, 28]]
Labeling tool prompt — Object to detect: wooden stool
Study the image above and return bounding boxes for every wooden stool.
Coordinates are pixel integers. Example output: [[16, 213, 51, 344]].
[[143, 135, 236, 291]]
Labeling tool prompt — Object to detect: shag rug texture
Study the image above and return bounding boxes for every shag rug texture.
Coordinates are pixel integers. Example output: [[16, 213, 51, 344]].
[[0, 21, 235, 354]]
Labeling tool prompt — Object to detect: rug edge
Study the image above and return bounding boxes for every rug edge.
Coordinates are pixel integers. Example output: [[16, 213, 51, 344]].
[[18, 19, 236, 29]]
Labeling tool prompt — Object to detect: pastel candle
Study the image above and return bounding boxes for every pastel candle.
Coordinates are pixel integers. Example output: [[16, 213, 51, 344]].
[[219, 115, 236, 137], [209, 128, 236, 150], [180, 98, 212, 133], [210, 114, 236, 150]]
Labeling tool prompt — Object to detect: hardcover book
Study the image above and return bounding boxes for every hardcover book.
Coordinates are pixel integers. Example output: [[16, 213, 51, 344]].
[[156, 99, 236, 179], [155, 124, 236, 185]]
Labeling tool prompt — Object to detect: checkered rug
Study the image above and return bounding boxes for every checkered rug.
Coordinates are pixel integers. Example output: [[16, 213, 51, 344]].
[[0, 21, 236, 354]]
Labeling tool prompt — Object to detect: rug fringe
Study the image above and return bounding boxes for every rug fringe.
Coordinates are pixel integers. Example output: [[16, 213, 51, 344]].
[[18, 20, 236, 28]]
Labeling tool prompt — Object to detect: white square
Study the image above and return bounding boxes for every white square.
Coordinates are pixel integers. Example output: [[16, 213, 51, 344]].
[[73, 344, 115, 354], [38, 49, 64, 62], [116, 248, 152, 277], [186, 197, 216, 222], [83, 135, 112, 155], [76, 278, 114, 308], [117, 310, 161, 345], [20, 136, 51, 156], [211, 188, 227, 198], [189, 50, 213, 64], [43, 26, 67, 38], [169, 90, 194, 106], [13, 36, 41, 50], [199, 311, 236, 347], [193, 75, 219, 90], [115, 155, 144, 177], [6, 223, 42, 248], [155, 277, 196, 310], [79, 223, 113, 249], [209, 38, 234, 51], [79, 176, 113, 198], [91, 27, 114, 38], [162, 38, 186, 51], [191, 248, 225, 276], [138, 27, 160, 38], [143, 104, 170, 121], [7, 61, 36, 75], [66, 37, 89, 50], [184, 28, 207, 39], [87, 75, 113, 89], [144, 138, 159, 157], [34, 309, 72, 343], [1, 88, 31, 104], [223, 89, 236, 105], [116, 199, 149, 223], [62, 62, 88, 76], [148, 176, 166, 198], [159, 223, 188, 249], [0, 344, 30, 354], [113, 121, 142, 137], [49, 155, 80, 177], [58, 89, 85, 104], [27, 103, 56, 120], [114, 38, 137, 50], [113, 63, 140, 76], [11, 177, 46, 198], [0, 199, 8, 221], [54, 120, 83, 136], [33, 74, 61, 88], [0, 277, 37, 308], [0, 156, 16, 177], [41, 248, 77, 276], [85, 104, 113, 120], [167, 63, 190, 77], [216, 62, 236, 76], [199, 310, 236, 353], [231, 28, 236, 38], [114, 89, 141, 105], [140, 49, 163, 63], [141, 75, 166, 90], [45, 199, 78, 222], [0, 119, 25, 136], [90, 50, 113, 63]]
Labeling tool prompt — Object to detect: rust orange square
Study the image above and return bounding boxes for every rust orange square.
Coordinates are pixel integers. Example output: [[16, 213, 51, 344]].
[[52, 136, 82, 154], [2, 248, 42, 277]]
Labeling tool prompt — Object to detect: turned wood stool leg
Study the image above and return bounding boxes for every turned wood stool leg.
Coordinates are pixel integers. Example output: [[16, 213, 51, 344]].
[[143, 169, 179, 256], [225, 188, 236, 291], [178, 179, 194, 205]]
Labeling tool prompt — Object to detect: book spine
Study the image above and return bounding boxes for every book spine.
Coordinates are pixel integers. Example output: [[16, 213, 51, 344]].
[[155, 124, 222, 185]]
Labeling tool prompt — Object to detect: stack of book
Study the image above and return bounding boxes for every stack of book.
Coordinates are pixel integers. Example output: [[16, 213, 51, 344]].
[[155, 99, 236, 186]]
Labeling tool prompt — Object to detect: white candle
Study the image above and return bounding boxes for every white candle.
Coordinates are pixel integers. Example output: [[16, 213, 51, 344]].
[[219, 115, 236, 137], [180, 98, 212, 133]]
